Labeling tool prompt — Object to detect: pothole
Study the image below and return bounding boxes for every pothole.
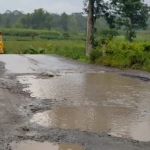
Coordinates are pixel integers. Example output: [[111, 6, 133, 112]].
[[17, 72, 144, 107], [18, 72, 150, 142], [30, 105, 150, 141], [30, 106, 134, 135], [11, 140, 84, 150]]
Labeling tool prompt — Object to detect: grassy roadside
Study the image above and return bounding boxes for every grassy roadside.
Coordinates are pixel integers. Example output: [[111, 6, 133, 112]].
[[2, 28, 150, 72], [90, 40, 150, 72], [4, 40, 87, 61], [3, 39, 150, 72]]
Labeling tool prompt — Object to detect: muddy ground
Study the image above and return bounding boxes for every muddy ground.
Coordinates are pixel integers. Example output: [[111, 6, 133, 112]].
[[0, 55, 150, 150]]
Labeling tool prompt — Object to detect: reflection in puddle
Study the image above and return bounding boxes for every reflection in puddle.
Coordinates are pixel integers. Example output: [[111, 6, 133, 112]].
[[31, 106, 133, 134], [30, 106, 150, 141], [11, 140, 84, 150], [18, 73, 150, 141], [17, 73, 150, 107]]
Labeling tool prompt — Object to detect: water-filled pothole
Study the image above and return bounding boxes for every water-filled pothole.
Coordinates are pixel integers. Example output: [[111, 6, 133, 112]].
[[30, 105, 150, 141], [18, 73, 150, 141], [18, 72, 145, 106], [31, 105, 133, 132], [11, 140, 84, 150]]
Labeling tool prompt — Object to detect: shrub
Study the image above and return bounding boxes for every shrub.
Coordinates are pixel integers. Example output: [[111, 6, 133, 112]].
[[89, 48, 102, 62], [63, 32, 70, 39], [90, 40, 150, 71]]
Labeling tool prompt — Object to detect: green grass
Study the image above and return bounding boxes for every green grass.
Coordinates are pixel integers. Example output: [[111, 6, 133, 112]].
[[1, 28, 86, 61], [4, 40, 86, 61], [0, 28, 60, 37], [4, 41, 48, 54], [0, 28, 86, 41]]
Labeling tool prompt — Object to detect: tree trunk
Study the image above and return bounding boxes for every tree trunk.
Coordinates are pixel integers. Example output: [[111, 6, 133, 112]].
[[86, 0, 94, 56], [103, 43, 107, 56], [127, 17, 132, 42]]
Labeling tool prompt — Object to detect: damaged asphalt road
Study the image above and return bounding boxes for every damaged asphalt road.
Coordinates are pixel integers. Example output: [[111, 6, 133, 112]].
[[0, 54, 150, 150]]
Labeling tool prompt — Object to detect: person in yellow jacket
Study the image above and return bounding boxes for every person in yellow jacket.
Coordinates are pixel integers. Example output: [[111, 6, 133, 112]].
[[0, 32, 4, 54]]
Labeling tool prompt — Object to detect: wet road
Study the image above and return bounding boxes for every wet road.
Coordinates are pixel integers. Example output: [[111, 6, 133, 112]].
[[0, 55, 84, 73], [1, 54, 150, 150]]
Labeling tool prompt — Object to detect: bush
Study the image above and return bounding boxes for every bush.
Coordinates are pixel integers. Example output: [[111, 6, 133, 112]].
[[90, 40, 150, 71], [99, 29, 119, 39], [89, 48, 102, 62], [63, 32, 70, 39]]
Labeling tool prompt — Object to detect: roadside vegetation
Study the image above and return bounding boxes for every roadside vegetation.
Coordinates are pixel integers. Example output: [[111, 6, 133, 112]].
[[1, 0, 150, 72], [4, 40, 86, 61], [4, 29, 150, 72], [90, 40, 150, 71], [3, 27, 150, 72]]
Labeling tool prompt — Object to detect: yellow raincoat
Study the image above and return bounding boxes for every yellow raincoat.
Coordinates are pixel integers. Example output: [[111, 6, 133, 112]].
[[0, 32, 4, 54]]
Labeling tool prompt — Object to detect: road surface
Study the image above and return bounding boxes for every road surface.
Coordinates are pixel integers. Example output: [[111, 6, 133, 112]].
[[0, 54, 150, 150]]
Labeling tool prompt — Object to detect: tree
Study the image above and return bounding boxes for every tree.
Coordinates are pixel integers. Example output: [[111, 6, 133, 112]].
[[111, 0, 150, 41], [30, 9, 53, 29], [18, 9, 53, 30], [0, 10, 24, 27], [68, 15, 79, 33], [60, 12, 69, 31], [84, 0, 110, 55], [84, 0, 94, 55], [4, 17, 11, 28], [71, 13, 87, 33]]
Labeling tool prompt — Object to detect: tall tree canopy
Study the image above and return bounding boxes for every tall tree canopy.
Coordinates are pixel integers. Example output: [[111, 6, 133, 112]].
[[110, 0, 150, 41], [60, 12, 69, 31], [18, 9, 53, 30], [1, 10, 89, 32]]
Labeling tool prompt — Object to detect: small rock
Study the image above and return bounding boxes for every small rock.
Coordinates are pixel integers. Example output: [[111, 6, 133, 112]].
[[30, 108, 38, 113], [22, 127, 30, 132]]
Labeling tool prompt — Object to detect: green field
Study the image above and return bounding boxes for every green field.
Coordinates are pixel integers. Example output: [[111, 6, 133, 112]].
[[2, 28, 150, 72], [4, 40, 86, 61], [1, 28, 86, 41], [1, 28, 86, 60]]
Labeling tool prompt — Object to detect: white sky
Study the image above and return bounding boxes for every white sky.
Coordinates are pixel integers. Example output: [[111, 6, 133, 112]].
[[0, 0, 150, 14]]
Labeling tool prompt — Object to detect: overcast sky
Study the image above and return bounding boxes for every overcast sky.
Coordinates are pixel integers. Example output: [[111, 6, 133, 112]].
[[1, 0, 150, 14]]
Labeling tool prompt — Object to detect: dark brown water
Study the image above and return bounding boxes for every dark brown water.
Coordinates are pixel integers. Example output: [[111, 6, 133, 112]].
[[11, 141, 84, 150]]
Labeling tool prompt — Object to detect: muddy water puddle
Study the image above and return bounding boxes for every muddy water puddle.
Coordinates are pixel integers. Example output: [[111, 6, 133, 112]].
[[18, 72, 150, 141], [31, 106, 133, 136], [30, 106, 150, 141], [11, 140, 84, 150]]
